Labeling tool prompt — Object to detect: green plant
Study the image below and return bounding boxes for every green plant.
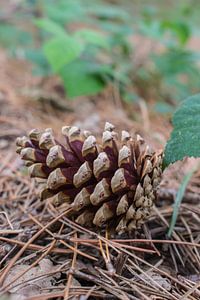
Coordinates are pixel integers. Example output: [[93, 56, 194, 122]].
[[134, 3, 200, 108], [35, 18, 108, 97], [1, 1, 200, 104], [0, 0, 133, 98], [164, 94, 200, 167], [163, 93, 200, 236]]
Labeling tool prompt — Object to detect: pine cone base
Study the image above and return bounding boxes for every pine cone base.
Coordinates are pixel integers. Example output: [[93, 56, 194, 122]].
[[16, 123, 162, 233]]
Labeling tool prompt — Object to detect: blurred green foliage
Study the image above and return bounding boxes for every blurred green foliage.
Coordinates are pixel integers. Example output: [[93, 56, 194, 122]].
[[0, 0, 200, 107]]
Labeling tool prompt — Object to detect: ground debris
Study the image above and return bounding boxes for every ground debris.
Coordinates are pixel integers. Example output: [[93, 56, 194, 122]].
[[3, 259, 61, 299], [139, 271, 172, 291]]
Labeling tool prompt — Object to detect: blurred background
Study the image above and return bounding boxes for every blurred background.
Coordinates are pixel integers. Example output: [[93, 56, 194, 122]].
[[1, 0, 200, 150]]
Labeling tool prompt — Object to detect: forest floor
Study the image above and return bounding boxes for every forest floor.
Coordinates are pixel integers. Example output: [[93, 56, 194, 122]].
[[1, 49, 200, 300]]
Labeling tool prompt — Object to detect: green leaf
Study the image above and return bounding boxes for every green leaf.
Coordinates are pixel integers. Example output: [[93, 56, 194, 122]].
[[59, 60, 105, 98], [161, 20, 191, 45], [164, 94, 200, 167], [75, 29, 109, 49], [34, 18, 66, 36], [43, 36, 83, 72]]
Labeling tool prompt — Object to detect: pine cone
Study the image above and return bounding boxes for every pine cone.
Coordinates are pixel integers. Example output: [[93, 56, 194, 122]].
[[16, 123, 162, 233]]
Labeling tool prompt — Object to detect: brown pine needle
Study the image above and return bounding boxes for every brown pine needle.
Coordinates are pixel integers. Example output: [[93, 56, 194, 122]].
[[26, 211, 97, 261], [0, 236, 71, 254], [64, 231, 78, 300], [0, 236, 57, 294], [69, 237, 200, 248], [0, 208, 72, 286]]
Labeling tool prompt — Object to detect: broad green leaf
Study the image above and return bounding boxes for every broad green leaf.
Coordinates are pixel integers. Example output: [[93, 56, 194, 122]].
[[59, 60, 105, 98], [34, 18, 66, 36], [75, 29, 109, 49], [43, 36, 83, 72], [164, 94, 200, 167]]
